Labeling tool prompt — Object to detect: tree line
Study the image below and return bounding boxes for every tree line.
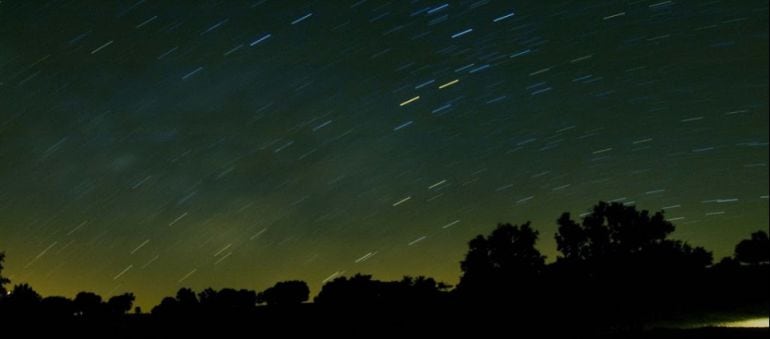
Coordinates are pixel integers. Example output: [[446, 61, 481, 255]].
[[0, 201, 767, 335]]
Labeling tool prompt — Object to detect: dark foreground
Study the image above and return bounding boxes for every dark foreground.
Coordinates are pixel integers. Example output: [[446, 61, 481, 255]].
[[626, 328, 767, 339], [7, 306, 768, 339], [9, 322, 769, 339]]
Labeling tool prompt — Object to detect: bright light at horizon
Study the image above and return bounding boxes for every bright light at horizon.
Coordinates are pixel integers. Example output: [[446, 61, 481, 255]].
[[717, 317, 770, 328]]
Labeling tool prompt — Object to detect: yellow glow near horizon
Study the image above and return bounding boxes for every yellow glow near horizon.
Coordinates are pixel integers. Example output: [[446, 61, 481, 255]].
[[717, 317, 770, 328]]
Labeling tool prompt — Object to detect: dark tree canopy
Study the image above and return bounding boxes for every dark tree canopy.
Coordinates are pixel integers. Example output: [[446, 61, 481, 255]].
[[0, 283, 43, 319], [40, 296, 76, 318], [74, 291, 104, 318], [6, 284, 42, 310], [151, 287, 258, 316], [550, 201, 716, 327], [396, 276, 451, 303], [735, 231, 770, 265], [176, 287, 199, 308], [0, 252, 10, 296], [152, 296, 181, 316], [457, 222, 545, 299], [198, 287, 257, 313], [556, 201, 675, 261], [314, 274, 450, 306], [107, 293, 136, 315], [257, 280, 310, 306], [554, 201, 712, 272], [314, 274, 382, 305]]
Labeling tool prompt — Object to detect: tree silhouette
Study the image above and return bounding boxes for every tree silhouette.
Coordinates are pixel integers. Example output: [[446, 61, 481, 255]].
[[315, 274, 450, 310], [396, 276, 451, 304], [314, 274, 380, 305], [165, 287, 201, 317], [735, 231, 769, 265], [457, 222, 545, 301], [552, 201, 713, 326], [74, 291, 103, 318], [0, 203, 768, 336], [257, 280, 309, 306], [176, 287, 199, 308], [556, 201, 675, 262], [4, 283, 42, 315], [151, 296, 181, 317], [0, 252, 10, 296], [41, 296, 76, 319], [554, 201, 712, 269], [198, 287, 257, 313], [107, 292, 135, 315]]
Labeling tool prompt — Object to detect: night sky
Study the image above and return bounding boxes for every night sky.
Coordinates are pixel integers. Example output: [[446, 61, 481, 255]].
[[0, 0, 767, 309]]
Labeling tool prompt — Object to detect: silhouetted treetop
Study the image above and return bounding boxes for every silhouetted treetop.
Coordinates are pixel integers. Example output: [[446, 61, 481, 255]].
[[107, 293, 135, 315], [257, 280, 309, 306], [735, 230, 769, 265], [6, 283, 42, 307], [458, 222, 545, 299], [198, 287, 257, 313], [74, 291, 104, 318], [0, 252, 10, 296], [554, 201, 712, 270], [40, 296, 75, 319], [314, 274, 384, 305], [556, 201, 678, 261], [151, 287, 259, 317], [314, 274, 450, 306], [0, 283, 43, 319], [176, 287, 199, 308], [394, 276, 451, 304]]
